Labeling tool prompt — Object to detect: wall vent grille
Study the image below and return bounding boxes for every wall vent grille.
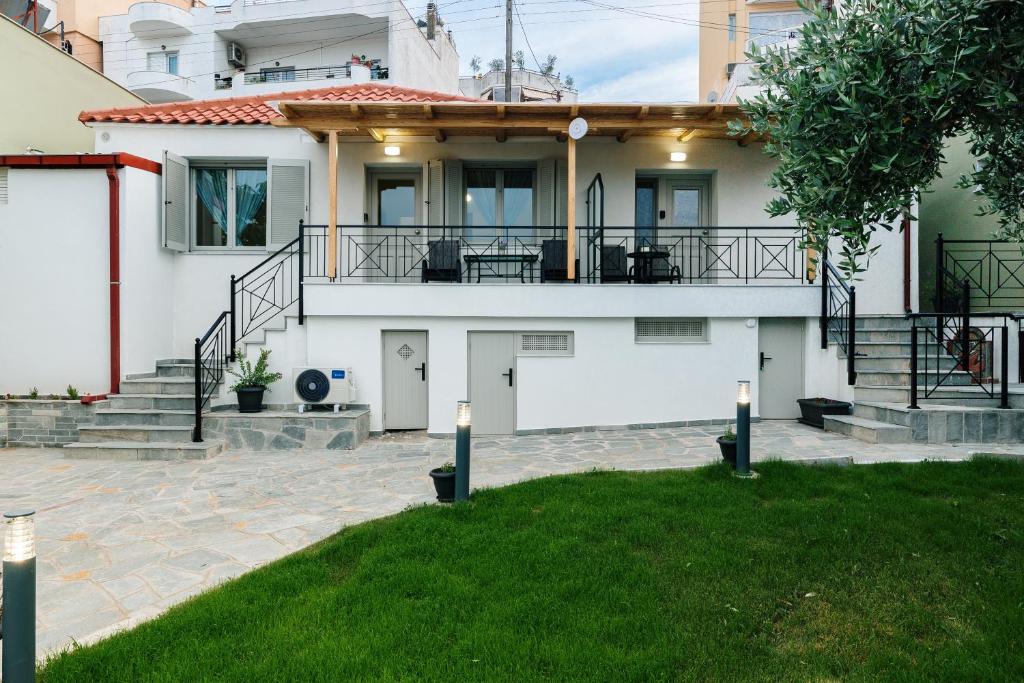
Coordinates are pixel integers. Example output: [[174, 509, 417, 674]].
[[0, 168, 8, 205], [635, 318, 707, 342], [516, 332, 573, 356]]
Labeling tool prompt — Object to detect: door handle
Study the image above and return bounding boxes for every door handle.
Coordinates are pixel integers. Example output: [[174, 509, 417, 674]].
[[416, 362, 426, 381], [760, 352, 772, 370], [501, 367, 513, 387]]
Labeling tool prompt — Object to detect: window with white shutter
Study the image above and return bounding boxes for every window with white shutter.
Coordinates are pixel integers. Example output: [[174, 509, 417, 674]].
[[267, 158, 309, 247], [162, 151, 188, 251]]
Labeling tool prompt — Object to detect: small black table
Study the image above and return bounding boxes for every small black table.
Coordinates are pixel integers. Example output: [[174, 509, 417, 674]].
[[627, 248, 671, 283], [464, 253, 540, 282]]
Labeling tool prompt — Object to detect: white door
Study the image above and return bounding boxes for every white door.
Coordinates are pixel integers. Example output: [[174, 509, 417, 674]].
[[383, 331, 428, 429], [758, 318, 804, 419], [369, 171, 421, 281], [468, 332, 515, 435], [667, 179, 713, 282]]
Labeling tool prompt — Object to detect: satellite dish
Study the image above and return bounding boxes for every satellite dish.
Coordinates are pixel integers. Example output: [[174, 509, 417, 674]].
[[568, 117, 588, 140], [708, 90, 719, 103]]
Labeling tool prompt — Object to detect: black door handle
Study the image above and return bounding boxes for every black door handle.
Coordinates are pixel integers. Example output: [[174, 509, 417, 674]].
[[416, 362, 426, 381], [760, 352, 772, 370], [501, 367, 513, 387]]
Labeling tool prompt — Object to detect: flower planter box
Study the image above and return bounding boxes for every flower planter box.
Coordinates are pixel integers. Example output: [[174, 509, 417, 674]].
[[797, 398, 851, 429]]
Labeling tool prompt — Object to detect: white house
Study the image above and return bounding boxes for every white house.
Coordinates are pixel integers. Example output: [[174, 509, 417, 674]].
[[3, 82, 1020, 456], [98, 0, 459, 103]]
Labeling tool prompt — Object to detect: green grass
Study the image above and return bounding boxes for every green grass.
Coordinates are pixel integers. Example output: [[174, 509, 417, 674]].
[[41, 459, 1024, 682]]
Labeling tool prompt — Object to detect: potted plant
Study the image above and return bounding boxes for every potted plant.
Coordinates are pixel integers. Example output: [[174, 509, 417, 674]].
[[797, 397, 852, 429], [228, 348, 282, 413], [429, 462, 456, 502], [716, 425, 737, 467]]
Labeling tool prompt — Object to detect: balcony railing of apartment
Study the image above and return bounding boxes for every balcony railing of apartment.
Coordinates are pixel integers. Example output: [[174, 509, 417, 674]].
[[299, 225, 807, 285], [214, 64, 389, 90], [936, 234, 1024, 311]]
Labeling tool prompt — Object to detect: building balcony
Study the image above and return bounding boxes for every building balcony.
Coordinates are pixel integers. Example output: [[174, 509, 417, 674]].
[[301, 225, 809, 286], [127, 2, 193, 37], [126, 70, 197, 103], [213, 62, 388, 94]]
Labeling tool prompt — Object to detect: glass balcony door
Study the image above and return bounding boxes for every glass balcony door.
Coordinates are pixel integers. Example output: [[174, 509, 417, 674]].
[[368, 171, 421, 281]]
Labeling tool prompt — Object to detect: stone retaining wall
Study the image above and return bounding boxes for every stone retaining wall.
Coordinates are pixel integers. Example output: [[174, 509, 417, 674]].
[[0, 400, 97, 447], [204, 409, 371, 451]]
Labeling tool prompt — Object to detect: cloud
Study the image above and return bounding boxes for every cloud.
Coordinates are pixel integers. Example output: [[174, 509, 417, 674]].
[[580, 54, 700, 102]]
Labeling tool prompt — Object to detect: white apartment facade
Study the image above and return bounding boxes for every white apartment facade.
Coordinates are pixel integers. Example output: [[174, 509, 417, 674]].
[[99, 0, 459, 103]]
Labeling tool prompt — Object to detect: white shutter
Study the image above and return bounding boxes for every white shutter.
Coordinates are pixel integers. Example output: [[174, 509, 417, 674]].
[[267, 158, 309, 247], [536, 158, 556, 226], [444, 159, 463, 226], [426, 159, 444, 226], [556, 158, 568, 226], [162, 151, 188, 251]]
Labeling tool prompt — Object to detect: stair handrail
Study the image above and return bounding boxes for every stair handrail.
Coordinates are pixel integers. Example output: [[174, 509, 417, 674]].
[[820, 257, 857, 385], [193, 310, 230, 442]]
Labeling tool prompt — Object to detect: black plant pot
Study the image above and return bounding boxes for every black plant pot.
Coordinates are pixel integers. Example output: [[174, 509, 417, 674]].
[[717, 436, 737, 467], [429, 468, 456, 502], [236, 386, 266, 413], [797, 398, 852, 429]]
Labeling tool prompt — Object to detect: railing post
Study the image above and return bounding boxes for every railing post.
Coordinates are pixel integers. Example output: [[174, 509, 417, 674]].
[[909, 324, 919, 409], [935, 232, 944, 311], [229, 275, 237, 362], [820, 259, 829, 350], [847, 285, 857, 385], [298, 220, 305, 325], [960, 279, 970, 371], [1000, 325, 1009, 409], [192, 337, 203, 443]]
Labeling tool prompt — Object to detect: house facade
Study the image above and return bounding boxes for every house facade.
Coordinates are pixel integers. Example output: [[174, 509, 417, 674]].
[[98, 0, 459, 103], [1, 83, 931, 442]]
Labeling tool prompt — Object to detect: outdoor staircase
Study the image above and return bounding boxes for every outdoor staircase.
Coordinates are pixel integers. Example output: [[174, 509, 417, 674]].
[[63, 360, 224, 461], [823, 316, 1024, 444]]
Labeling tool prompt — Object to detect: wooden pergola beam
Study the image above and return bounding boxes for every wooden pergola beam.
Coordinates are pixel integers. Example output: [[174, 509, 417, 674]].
[[496, 130, 507, 143], [433, 129, 447, 143], [302, 128, 326, 143], [736, 131, 758, 147], [678, 128, 699, 143], [637, 105, 649, 120], [616, 130, 634, 143], [327, 130, 338, 280], [567, 136, 576, 280], [272, 116, 733, 132], [422, 104, 434, 119], [366, 128, 385, 143]]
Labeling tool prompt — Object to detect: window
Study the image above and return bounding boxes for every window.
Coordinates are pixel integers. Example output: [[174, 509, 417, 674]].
[[464, 167, 535, 239], [192, 166, 268, 248], [635, 318, 708, 343], [747, 10, 809, 50], [147, 51, 179, 75], [727, 13, 736, 41], [635, 179, 657, 244]]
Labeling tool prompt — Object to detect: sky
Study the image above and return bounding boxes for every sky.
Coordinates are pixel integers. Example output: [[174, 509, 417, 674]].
[[408, 0, 704, 102]]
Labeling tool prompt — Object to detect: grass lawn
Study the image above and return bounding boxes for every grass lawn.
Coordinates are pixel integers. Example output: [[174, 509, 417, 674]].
[[41, 459, 1024, 682]]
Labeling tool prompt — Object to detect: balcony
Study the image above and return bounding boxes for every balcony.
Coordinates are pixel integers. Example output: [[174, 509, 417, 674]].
[[127, 2, 193, 37], [126, 70, 197, 102], [214, 63, 389, 93], [300, 225, 808, 285]]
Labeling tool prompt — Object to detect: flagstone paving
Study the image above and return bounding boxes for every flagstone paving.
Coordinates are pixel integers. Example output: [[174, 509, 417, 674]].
[[1, 421, 1021, 658]]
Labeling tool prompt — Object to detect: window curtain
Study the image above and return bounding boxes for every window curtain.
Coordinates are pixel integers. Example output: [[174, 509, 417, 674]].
[[235, 170, 267, 242], [195, 168, 228, 231]]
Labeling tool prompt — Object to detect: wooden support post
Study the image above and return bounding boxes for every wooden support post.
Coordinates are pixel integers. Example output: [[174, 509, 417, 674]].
[[327, 130, 338, 281], [567, 136, 577, 282]]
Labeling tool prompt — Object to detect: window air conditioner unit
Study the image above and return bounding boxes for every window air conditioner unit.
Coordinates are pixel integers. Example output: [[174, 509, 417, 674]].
[[293, 367, 356, 413], [227, 43, 246, 68]]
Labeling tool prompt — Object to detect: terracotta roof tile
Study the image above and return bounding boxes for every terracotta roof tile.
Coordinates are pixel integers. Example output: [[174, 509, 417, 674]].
[[80, 83, 479, 125]]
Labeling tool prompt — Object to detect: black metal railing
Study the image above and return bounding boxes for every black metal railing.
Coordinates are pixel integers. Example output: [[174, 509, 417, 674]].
[[585, 173, 604, 228], [315, 225, 806, 284], [819, 258, 857, 385], [937, 234, 1024, 310], [192, 312, 230, 442], [909, 313, 1010, 408], [243, 65, 351, 84], [230, 232, 304, 353]]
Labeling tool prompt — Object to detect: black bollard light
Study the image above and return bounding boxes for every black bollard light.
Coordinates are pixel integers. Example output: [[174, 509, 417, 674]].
[[455, 401, 472, 502], [735, 381, 753, 478], [3, 510, 37, 683]]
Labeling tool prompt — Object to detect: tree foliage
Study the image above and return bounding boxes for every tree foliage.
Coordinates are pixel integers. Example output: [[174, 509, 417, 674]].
[[736, 0, 1024, 276]]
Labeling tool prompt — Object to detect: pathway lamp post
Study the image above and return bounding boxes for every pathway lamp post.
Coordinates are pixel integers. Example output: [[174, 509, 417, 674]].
[[455, 401, 472, 502], [3, 509, 37, 683], [735, 381, 753, 478]]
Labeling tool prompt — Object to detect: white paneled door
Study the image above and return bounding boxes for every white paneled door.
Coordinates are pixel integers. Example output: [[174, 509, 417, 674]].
[[383, 331, 428, 430], [758, 318, 805, 419], [468, 332, 515, 435]]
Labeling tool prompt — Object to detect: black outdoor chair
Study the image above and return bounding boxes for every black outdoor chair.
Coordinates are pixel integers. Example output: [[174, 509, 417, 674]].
[[649, 252, 682, 284], [599, 245, 632, 283], [421, 239, 462, 282], [540, 239, 580, 282]]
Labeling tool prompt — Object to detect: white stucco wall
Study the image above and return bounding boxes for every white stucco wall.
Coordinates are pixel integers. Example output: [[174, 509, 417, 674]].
[[0, 169, 110, 394]]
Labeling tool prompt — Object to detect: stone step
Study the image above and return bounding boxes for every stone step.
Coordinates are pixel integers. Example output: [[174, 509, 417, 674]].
[[855, 329, 914, 343], [856, 370, 977, 387], [848, 340, 948, 357], [107, 394, 195, 410], [94, 409, 196, 427], [853, 384, 1020, 408], [119, 377, 198, 396], [63, 440, 221, 461], [823, 414, 911, 443], [854, 356, 959, 373], [78, 425, 194, 444], [853, 400, 1024, 443], [855, 317, 914, 330]]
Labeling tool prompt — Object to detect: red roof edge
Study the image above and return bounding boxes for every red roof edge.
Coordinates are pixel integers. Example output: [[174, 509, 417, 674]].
[[0, 153, 161, 174]]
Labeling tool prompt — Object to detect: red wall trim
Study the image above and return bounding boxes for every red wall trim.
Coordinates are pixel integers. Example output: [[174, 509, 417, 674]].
[[0, 153, 161, 174]]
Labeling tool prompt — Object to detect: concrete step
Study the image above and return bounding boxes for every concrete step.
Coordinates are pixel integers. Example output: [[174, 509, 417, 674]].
[[823, 414, 912, 443], [856, 370, 977, 387], [854, 356, 959, 373], [853, 384, 1021, 408], [63, 440, 221, 461], [95, 409, 196, 427], [855, 317, 914, 331], [78, 425, 194, 444], [854, 329, 915, 343], [107, 394, 195, 410], [119, 377, 199, 396]]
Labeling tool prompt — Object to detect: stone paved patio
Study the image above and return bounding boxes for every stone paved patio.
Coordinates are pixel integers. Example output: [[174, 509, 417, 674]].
[[1, 420, 1021, 659]]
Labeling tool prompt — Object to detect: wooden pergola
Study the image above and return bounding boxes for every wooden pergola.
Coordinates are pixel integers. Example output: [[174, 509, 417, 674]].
[[270, 100, 758, 280]]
